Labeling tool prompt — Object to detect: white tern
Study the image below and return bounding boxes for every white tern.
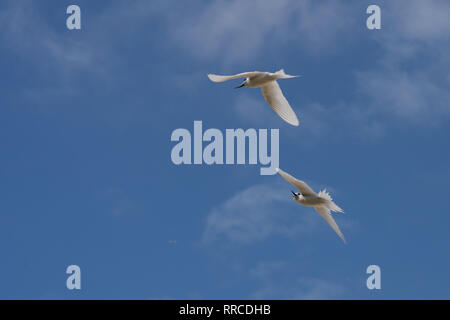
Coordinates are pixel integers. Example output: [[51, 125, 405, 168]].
[[276, 168, 346, 243], [208, 69, 300, 126]]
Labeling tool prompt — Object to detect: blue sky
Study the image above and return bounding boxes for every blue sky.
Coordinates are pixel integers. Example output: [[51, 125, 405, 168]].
[[1, 0, 449, 299]]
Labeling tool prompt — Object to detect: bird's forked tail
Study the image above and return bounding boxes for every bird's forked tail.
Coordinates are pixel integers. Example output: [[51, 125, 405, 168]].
[[318, 189, 344, 213], [274, 69, 299, 79]]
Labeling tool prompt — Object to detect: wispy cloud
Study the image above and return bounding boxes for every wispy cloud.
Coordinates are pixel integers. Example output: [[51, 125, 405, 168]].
[[249, 261, 287, 279], [225, 0, 450, 135], [0, 0, 356, 70], [4, 0, 448, 133], [354, 0, 450, 125], [203, 183, 321, 245], [388, 0, 450, 41], [286, 0, 450, 139], [251, 277, 345, 299], [0, 1, 94, 76], [249, 260, 345, 299], [167, 0, 356, 64], [0, 0, 161, 87]]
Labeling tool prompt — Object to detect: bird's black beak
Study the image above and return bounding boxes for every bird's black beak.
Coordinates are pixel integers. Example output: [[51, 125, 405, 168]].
[[234, 83, 245, 89], [291, 190, 297, 196]]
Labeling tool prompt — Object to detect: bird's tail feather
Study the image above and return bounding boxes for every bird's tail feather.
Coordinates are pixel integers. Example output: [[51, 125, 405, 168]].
[[318, 189, 344, 213], [274, 69, 299, 79]]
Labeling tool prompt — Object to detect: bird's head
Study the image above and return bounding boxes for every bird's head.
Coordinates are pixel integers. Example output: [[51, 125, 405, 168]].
[[291, 190, 300, 199], [234, 78, 247, 89]]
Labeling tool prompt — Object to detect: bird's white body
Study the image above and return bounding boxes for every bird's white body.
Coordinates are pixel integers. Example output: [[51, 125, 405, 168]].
[[238, 72, 278, 88], [294, 194, 328, 207], [276, 168, 346, 243], [207, 69, 300, 126]]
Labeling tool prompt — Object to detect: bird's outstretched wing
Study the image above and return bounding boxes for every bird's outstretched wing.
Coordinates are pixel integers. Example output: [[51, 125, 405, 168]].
[[207, 72, 261, 82], [314, 206, 346, 243], [276, 168, 316, 196], [261, 81, 299, 126]]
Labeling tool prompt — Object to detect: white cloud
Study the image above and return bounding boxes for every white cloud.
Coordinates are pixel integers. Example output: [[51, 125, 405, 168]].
[[0, 2, 94, 74], [388, 0, 450, 41], [249, 260, 345, 299], [292, 277, 345, 299], [4, 0, 449, 132], [1, 0, 357, 78], [168, 0, 356, 64], [202, 183, 320, 244], [249, 261, 287, 279], [354, 0, 450, 125], [0, 1, 161, 83], [357, 70, 450, 122], [251, 277, 345, 299]]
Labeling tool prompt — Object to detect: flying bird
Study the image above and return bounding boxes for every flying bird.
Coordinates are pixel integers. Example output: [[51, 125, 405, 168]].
[[207, 69, 300, 126], [276, 168, 346, 243]]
